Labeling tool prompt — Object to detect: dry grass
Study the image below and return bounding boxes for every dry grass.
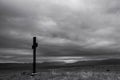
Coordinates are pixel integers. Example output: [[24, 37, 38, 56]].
[[0, 65, 120, 80]]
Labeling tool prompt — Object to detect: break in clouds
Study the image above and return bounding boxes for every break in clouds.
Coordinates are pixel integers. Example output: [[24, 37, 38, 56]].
[[0, 0, 120, 62]]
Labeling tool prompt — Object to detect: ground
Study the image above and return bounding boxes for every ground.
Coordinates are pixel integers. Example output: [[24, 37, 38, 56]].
[[0, 65, 120, 80]]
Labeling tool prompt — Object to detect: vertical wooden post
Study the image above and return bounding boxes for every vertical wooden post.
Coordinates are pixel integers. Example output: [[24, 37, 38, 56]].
[[32, 37, 38, 74]]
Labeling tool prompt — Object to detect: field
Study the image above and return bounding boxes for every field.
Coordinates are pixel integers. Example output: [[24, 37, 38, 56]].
[[0, 64, 120, 80]]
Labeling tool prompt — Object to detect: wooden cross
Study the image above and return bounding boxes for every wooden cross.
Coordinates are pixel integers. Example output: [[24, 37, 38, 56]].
[[32, 37, 38, 74]]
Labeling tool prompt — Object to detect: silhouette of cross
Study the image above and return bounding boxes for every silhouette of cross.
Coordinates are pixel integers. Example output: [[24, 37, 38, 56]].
[[32, 37, 38, 74]]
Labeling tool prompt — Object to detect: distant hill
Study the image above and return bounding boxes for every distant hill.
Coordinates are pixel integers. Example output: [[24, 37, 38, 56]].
[[68, 58, 120, 66], [0, 58, 120, 70]]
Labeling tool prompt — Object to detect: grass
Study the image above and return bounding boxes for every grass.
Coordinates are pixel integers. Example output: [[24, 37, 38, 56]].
[[0, 65, 120, 80]]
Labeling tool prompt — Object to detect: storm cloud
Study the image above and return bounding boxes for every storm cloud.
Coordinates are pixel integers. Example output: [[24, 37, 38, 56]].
[[0, 0, 120, 62]]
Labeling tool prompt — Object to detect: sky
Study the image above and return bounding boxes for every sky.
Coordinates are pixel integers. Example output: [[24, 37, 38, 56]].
[[0, 0, 120, 63]]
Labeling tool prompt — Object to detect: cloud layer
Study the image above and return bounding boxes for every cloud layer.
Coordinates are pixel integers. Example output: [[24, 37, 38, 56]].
[[0, 0, 120, 62]]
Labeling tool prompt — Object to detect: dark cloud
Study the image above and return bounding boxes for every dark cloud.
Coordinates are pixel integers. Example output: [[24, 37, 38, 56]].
[[0, 0, 120, 62]]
